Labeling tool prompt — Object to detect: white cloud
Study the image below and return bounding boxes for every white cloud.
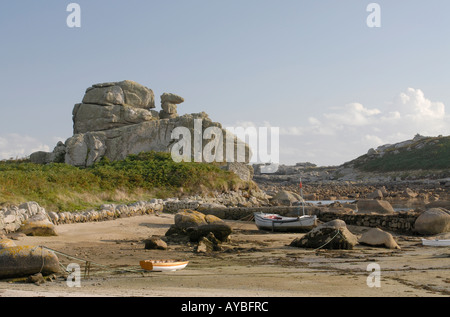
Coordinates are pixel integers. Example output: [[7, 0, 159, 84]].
[[0, 134, 51, 160], [324, 103, 381, 127], [398, 88, 445, 120]]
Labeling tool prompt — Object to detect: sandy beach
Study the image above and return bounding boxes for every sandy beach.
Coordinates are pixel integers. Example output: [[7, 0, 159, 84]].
[[0, 212, 449, 298]]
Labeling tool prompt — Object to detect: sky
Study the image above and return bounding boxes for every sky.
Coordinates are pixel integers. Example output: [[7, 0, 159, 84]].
[[0, 1, 449, 166]]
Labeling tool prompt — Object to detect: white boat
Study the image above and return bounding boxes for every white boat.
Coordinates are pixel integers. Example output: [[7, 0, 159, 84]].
[[254, 213, 317, 232], [254, 178, 317, 232], [140, 260, 189, 272], [421, 239, 450, 247]]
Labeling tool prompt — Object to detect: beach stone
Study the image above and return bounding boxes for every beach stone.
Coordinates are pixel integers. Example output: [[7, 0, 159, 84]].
[[358, 228, 400, 249], [19, 214, 57, 236], [290, 220, 357, 250], [144, 237, 167, 250], [167, 210, 232, 242], [195, 238, 211, 253], [187, 223, 232, 242], [0, 246, 60, 279], [367, 189, 383, 199], [195, 233, 222, 253], [0, 239, 16, 250], [402, 188, 418, 198], [27, 272, 45, 285], [414, 208, 450, 235], [174, 210, 208, 229], [47, 212, 59, 225], [357, 199, 395, 214]]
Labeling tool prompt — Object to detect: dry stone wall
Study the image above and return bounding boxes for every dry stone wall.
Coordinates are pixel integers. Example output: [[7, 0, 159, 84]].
[[198, 206, 420, 234], [2, 200, 421, 236]]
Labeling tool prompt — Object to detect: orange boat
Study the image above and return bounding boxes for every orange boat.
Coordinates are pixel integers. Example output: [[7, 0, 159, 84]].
[[139, 260, 189, 272]]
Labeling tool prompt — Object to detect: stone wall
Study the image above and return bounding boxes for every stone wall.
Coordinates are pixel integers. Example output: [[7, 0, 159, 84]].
[[318, 210, 419, 233], [2, 200, 420, 236], [199, 206, 420, 234]]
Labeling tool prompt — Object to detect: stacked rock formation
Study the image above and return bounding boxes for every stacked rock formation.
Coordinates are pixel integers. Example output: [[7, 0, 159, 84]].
[[73, 80, 156, 135], [159, 93, 184, 119], [30, 80, 251, 168]]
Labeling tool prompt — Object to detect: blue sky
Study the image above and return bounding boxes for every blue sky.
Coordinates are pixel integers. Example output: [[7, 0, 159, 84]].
[[1, 1, 449, 165]]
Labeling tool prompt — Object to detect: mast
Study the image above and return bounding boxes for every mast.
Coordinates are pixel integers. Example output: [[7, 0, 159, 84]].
[[300, 178, 305, 216]]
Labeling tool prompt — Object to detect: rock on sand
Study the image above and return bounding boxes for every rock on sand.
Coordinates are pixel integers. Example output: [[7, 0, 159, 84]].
[[290, 219, 358, 250], [358, 228, 400, 249], [0, 245, 60, 279]]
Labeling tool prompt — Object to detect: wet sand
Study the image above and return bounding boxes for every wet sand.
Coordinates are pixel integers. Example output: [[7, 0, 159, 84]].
[[0, 213, 449, 297]]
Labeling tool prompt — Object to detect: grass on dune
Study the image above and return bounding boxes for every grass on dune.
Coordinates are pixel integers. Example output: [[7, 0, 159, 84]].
[[0, 151, 247, 212]]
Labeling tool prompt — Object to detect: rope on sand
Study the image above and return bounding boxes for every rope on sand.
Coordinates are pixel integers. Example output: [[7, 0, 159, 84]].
[[37, 245, 145, 277]]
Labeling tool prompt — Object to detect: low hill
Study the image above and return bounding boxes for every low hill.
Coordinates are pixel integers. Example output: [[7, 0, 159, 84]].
[[344, 134, 450, 173]]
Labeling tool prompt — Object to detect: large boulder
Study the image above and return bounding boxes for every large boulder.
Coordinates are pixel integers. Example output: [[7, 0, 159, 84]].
[[358, 228, 400, 249], [0, 246, 60, 279], [166, 209, 232, 242], [414, 208, 450, 235], [161, 93, 185, 104], [143, 236, 168, 250], [0, 238, 16, 250], [271, 190, 302, 206], [73, 103, 154, 134], [19, 214, 57, 236], [402, 188, 418, 198], [173, 209, 208, 229], [357, 199, 395, 214], [290, 219, 358, 250], [82, 80, 155, 109]]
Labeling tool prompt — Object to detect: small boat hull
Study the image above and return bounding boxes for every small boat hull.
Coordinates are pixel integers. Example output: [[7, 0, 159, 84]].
[[422, 239, 450, 247], [140, 260, 189, 272], [254, 213, 317, 232]]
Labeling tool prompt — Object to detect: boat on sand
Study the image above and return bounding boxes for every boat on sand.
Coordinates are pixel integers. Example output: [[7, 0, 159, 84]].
[[254, 178, 317, 232], [254, 213, 317, 232], [140, 260, 189, 272]]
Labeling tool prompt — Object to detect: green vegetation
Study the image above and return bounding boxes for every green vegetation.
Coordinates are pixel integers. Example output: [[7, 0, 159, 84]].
[[351, 136, 450, 172], [0, 152, 246, 211]]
